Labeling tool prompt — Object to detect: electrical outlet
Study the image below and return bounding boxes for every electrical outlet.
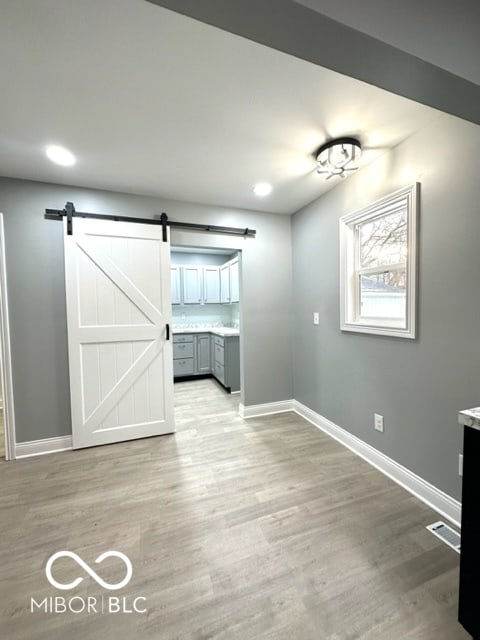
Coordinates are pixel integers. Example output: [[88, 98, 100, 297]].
[[374, 413, 384, 433], [459, 454, 463, 477], [313, 312, 319, 325]]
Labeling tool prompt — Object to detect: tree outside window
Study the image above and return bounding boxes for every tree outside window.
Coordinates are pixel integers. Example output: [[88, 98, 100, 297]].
[[340, 184, 419, 338]]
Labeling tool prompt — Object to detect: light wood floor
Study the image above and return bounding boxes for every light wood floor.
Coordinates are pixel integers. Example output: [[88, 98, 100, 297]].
[[0, 378, 468, 639]]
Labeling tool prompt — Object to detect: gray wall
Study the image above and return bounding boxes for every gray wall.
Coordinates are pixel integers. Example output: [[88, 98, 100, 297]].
[[0, 177, 293, 443], [292, 112, 480, 500]]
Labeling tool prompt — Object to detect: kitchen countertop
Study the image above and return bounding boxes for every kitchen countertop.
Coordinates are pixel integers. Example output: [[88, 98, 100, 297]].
[[172, 326, 240, 337], [458, 407, 480, 431]]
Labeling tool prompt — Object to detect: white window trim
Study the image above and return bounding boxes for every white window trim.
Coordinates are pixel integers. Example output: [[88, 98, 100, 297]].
[[339, 183, 419, 339]]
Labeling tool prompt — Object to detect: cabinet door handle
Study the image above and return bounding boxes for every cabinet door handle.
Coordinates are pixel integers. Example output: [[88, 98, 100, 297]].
[[166, 323, 170, 340]]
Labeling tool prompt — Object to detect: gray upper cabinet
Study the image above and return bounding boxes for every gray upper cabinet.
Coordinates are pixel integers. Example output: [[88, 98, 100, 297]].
[[220, 256, 239, 304], [220, 263, 230, 303], [230, 257, 239, 303], [203, 266, 220, 304], [171, 258, 238, 305], [183, 266, 203, 304], [171, 266, 181, 305]]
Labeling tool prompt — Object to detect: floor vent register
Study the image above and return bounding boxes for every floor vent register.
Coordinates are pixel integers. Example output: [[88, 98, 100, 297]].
[[426, 521, 461, 553]]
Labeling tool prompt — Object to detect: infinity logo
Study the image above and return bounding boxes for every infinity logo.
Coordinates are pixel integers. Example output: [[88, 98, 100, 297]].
[[46, 551, 133, 591]]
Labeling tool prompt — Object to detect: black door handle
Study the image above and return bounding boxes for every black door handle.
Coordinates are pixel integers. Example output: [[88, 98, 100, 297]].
[[166, 323, 170, 340]]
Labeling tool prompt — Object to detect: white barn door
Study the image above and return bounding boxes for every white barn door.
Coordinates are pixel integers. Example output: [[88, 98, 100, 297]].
[[64, 218, 174, 449]]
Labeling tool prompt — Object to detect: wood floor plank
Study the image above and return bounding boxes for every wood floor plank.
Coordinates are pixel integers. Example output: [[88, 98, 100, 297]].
[[0, 378, 469, 639]]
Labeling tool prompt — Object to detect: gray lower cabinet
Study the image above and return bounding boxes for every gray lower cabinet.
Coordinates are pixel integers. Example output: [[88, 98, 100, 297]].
[[212, 334, 240, 392], [173, 333, 211, 377], [196, 334, 211, 373], [173, 334, 194, 376], [173, 332, 239, 391], [210, 333, 215, 373]]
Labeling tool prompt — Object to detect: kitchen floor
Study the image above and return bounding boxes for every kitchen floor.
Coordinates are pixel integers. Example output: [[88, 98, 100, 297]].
[[0, 378, 467, 639]]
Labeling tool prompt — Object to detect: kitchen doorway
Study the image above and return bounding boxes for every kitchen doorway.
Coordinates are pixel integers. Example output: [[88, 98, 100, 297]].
[[0, 213, 16, 460], [170, 244, 243, 420]]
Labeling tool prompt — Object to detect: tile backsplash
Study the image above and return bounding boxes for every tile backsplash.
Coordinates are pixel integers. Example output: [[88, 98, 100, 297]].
[[172, 303, 239, 329]]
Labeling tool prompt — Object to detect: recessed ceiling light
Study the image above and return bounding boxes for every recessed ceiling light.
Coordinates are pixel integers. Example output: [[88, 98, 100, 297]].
[[45, 145, 76, 167], [253, 182, 272, 197]]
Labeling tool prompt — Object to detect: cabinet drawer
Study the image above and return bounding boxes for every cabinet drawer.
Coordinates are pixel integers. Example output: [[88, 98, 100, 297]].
[[214, 335, 224, 347], [174, 358, 194, 376], [214, 360, 225, 384], [214, 343, 224, 365], [173, 342, 194, 358], [173, 334, 193, 343]]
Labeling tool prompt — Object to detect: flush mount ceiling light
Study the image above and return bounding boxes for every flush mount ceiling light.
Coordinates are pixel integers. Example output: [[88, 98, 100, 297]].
[[253, 182, 272, 197], [316, 137, 361, 180], [45, 145, 76, 167]]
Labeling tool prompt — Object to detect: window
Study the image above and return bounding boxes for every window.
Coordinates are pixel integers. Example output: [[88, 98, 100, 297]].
[[339, 183, 419, 338]]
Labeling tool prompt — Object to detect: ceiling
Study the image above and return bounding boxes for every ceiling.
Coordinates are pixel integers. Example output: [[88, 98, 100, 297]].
[[0, 0, 440, 215]]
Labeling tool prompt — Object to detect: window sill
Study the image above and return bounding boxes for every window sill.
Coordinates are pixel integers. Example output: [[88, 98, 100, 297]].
[[341, 321, 416, 339]]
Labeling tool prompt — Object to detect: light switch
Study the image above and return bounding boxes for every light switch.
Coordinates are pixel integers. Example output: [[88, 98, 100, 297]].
[[374, 413, 384, 432], [313, 312, 319, 325]]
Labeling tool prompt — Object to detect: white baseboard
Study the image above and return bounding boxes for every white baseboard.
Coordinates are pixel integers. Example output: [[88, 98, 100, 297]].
[[292, 400, 461, 528], [239, 399, 294, 419], [15, 435, 73, 459]]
